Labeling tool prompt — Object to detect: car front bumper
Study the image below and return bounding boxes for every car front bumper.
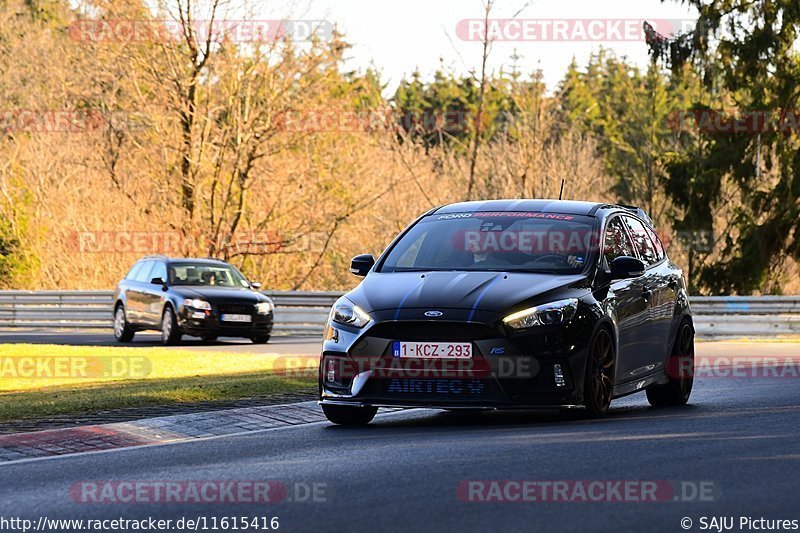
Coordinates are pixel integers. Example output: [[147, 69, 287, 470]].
[[319, 309, 594, 409], [178, 308, 274, 338]]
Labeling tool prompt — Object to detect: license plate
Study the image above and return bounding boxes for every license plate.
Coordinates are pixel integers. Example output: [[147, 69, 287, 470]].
[[392, 341, 472, 359], [221, 313, 252, 323]]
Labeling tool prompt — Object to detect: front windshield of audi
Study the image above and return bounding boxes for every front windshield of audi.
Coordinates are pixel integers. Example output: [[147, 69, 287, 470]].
[[168, 263, 249, 287], [379, 212, 599, 274]]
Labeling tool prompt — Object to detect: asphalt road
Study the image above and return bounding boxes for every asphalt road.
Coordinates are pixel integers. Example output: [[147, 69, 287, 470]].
[[0, 353, 798, 533], [0, 330, 321, 354]]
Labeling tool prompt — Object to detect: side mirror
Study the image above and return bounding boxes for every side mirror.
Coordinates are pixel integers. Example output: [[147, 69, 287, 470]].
[[609, 256, 646, 280], [350, 254, 375, 277], [150, 277, 166, 286], [250, 281, 262, 290]]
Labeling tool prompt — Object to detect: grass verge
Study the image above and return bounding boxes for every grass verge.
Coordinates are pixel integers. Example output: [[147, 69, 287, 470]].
[[0, 344, 318, 422]]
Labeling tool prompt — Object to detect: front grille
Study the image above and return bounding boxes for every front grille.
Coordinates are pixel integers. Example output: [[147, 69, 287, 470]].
[[217, 303, 254, 315], [361, 377, 504, 403]]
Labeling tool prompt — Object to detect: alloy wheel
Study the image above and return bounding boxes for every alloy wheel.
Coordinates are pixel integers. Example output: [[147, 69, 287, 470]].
[[114, 308, 126, 338], [162, 309, 173, 342], [591, 330, 614, 412]]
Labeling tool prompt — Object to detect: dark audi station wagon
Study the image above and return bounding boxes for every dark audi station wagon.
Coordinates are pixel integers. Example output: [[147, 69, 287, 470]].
[[319, 200, 694, 425], [113, 256, 274, 345]]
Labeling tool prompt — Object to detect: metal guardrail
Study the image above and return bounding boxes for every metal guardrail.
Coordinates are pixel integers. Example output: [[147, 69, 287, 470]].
[[689, 296, 800, 336], [0, 291, 799, 337], [0, 291, 338, 336]]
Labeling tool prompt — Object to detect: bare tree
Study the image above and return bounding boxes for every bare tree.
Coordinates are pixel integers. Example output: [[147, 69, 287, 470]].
[[466, 0, 495, 200]]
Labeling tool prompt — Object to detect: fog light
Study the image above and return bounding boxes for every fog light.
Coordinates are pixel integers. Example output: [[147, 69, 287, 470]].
[[326, 360, 337, 383], [553, 364, 566, 387]]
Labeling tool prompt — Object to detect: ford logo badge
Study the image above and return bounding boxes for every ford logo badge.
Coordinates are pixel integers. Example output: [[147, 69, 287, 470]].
[[424, 311, 444, 317]]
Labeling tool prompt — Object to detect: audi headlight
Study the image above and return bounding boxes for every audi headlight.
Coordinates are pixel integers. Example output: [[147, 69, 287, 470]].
[[184, 299, 211, 310], [256, 301, 274, 314], [503, 298, 579, 330], [330, 299, 371, 328]]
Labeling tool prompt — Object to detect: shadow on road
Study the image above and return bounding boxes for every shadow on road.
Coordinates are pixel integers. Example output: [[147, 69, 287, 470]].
[[325, 403, 705, 433]]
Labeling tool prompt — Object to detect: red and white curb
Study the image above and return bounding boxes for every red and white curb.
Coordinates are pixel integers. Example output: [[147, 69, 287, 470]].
[[0, 402, 402, 464]]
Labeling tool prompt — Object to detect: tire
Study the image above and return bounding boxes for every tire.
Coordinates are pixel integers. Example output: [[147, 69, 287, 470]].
[[160, 306, 182, 345], [113, 305, 135, 343], [647, 321, 694, 407], [583, 328, 615, 417], [322, 404, 378, 426], [201, 334, 219, 342], [251, 335, 270, 344]]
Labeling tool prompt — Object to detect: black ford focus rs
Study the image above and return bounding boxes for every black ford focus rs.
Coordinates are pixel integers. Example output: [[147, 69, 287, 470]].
[[319, 200, 694, 425]]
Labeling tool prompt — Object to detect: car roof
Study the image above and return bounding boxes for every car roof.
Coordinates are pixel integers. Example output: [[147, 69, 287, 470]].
[[432, 199, 608, 216], [138, 256, 230, 265]]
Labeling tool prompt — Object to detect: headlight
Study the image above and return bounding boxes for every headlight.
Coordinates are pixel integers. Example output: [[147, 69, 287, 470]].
[[330, 299, 371, 328], [503, 298, 579, 329], [256, 301, 273, 314], [184, 299, 211, 310]]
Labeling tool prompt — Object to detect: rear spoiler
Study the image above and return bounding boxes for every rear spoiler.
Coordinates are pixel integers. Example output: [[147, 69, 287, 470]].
[[616, 204, 654, 227]]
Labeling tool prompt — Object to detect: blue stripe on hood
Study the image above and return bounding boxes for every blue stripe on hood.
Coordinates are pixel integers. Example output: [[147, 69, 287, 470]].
[[393, 278, 425, 321], [467, 274, 505, 321]]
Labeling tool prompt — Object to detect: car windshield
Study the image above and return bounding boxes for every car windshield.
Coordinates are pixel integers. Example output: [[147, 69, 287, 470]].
[[168, 263, 249, 287], [380, 212, 598, 274]]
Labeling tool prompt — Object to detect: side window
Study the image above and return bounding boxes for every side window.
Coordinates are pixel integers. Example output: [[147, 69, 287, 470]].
[[133, 261, 155, 283], [396, 231, 428, 268], [645, 226, 666, 262], [624, 217, 659, 266], [603, 217, 636, 266], [125, 261, 144, 281], [150, 261, 167, 282]]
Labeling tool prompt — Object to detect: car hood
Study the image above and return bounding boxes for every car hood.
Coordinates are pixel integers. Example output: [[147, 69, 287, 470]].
[[348, 271, 590, 315], [172, 286, 268, 303]]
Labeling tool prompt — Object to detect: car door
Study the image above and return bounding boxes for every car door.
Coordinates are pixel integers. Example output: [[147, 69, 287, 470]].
[[602, 216, 652, 383], [622, 216, 669, 373], [121, 261, 145, 323], [128, 260, 155, 325], [643, 224, 679, 359], [139, 260, 168, 326]]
